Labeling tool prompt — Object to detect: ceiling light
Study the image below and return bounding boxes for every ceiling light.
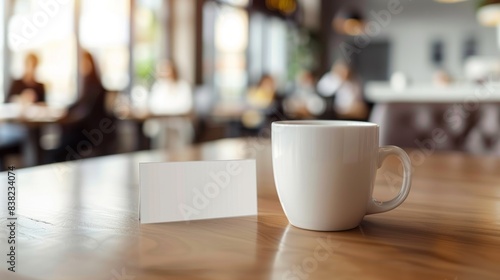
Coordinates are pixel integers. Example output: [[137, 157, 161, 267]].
[[477, 3, 500, 26]]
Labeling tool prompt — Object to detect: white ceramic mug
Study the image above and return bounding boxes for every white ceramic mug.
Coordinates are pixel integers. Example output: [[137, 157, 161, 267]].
[[272, 120, 412, 231]]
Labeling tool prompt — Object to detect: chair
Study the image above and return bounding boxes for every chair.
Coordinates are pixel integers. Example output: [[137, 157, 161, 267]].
[[0, 124, 25, 171]]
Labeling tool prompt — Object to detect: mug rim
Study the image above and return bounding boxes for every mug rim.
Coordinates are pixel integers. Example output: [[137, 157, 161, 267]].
[[272, 120, 378, 127]]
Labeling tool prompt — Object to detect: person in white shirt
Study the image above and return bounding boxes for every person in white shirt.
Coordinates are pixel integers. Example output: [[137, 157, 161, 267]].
[[284, 71, 325, 118], [317, 60, 367, 120], [149, 60, 192, 115], [146, 60, 194, 149]]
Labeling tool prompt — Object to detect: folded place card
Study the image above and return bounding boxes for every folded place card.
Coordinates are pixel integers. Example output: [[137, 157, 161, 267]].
[[140, 159, 257, 224]]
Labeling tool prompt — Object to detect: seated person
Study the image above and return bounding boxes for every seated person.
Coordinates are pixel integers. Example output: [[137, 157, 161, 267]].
[[7, 53, 46, 104], [317, 60, 368, 120], [284, 71, 325, 119], [1, 53, 45, 167], [242, 74, 282, 131], [146, 60, 194, 149], [49, 51, 113, 162], [247, 74, 276, 110], [149, 59, 192, 115]]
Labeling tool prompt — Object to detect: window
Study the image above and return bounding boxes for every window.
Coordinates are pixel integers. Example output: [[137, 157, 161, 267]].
[[80, 0, 130, 92], [8, 0, 76, 106], [1, 0, 169, 105], [204, 2, 249, 102], [134, 0, 164, 88]]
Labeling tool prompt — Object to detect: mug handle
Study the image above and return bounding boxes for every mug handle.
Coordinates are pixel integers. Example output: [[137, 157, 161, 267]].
[[366, 146, 412, 215]]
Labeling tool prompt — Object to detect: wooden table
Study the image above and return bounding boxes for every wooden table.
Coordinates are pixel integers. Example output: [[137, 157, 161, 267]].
[[1, 138, 500, 279]]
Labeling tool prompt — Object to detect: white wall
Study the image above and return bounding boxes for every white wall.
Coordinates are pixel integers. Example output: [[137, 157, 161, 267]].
[[364, 0, 499, 83]]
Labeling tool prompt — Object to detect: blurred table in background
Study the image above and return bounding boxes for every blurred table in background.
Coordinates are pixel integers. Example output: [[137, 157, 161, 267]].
[[116, 108, 193, 151], [209, 103, 248, 138], [0, 103, 65, 124], [1, 138, 500, 279], [365, 82, 500, 102], [0, 103, 66, 167], [210, 103, 246, 122]]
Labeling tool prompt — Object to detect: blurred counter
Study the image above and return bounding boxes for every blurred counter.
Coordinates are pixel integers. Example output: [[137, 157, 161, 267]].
[[365, 82, 500, 103]]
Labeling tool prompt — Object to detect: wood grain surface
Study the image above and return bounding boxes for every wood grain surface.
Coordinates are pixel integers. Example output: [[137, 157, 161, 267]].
[[1, 138, 500, 280]]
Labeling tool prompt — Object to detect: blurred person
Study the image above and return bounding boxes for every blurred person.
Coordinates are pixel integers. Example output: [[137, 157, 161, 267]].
[[247, 74, 276, 110], [145, 59, 194, 149], [50, 50, 114, 162], [284, 71, 325, 119], [149, 59, 193, 115], [7, 52, 46, 105], [242, 74, 284, 133], [242, 74, 277, 130], [1, 53, 46, 167], [317, 60, 368, 120]]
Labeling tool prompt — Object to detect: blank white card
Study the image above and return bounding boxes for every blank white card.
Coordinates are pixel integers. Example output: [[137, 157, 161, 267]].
[[140, 159, 257, 224]]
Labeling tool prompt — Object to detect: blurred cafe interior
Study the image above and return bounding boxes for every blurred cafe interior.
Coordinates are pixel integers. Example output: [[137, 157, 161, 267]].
[[1, 0, 500, 171]]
